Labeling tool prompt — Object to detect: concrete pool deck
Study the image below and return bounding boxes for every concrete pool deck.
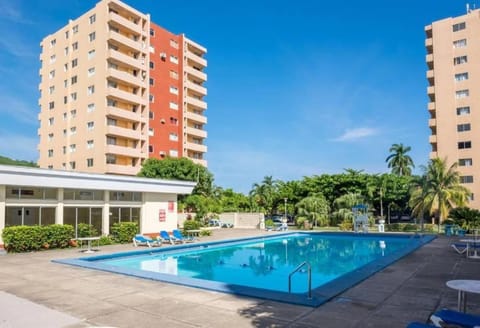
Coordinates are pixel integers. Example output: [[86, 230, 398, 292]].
[[0, 229, 479, 328]]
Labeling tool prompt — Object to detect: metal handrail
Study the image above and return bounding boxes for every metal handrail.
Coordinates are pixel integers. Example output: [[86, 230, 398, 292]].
[[288, 261, 312, 299]]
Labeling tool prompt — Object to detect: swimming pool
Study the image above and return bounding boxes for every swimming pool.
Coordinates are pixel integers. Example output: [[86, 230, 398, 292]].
[[55, 232, 435, 307]]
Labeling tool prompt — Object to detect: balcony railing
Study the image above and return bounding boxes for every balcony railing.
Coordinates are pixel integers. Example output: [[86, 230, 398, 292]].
[[428, 118, 436, 127], [108, 87, 146, 105], [107, 68, 143, 87], [107, 106, 147, 123], [185, 66, 207, 81], [106, 163, 140, 175], [109, 11, 143, 35], [109, 30, 144, 53], [106, 124, 145, 140], [185, 51, 207, 67], [185, 80, 207, 96], [186, 96, 207, 110], [108, 49, 143, 70], [426, 54, 433, 63], [105, 144, 144, 158], [185, 142, 207, 153], [428, 102, 435, 111], [185, 127, 207, 139], [427, 86, 435, 95], [185, 111, 207, 124]]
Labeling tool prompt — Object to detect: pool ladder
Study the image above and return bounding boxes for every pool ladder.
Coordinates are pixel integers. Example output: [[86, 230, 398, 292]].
[[288, 261, 312, 299]]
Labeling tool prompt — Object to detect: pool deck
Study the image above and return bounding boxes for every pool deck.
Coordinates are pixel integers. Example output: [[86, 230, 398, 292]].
[[0, 229, 479, 328]]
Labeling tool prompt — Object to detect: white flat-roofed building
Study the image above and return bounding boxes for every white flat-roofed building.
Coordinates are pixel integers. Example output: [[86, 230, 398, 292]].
[[0, 165, 195, 245]]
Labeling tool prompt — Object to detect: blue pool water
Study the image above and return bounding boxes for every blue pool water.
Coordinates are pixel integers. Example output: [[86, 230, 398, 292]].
[[55, 232, 435, 306]]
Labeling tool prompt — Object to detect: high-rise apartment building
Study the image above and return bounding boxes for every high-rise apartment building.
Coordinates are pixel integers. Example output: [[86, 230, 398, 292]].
[[426, 8, 479, 208], [38, 0, 207, 176]]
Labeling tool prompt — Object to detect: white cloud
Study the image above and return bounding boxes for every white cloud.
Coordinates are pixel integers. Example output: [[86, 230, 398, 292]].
[[0, 1, 32, 24], [0, 93, 37, 125], [332, 127, 379, 142]]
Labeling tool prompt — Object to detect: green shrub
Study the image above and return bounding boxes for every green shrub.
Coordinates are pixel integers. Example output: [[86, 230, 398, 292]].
[[402, 223, 418, 232], [98, 235, 114, 246], [338, 220, 353, 231], [265, 219, 275, 228], [77, 223, 98, 238], [386, 223, 401, 232], [200, 229, 212, 236], [183, 219, 201, 233], [111, 222, 138, 243], [2, 224, 74, 253]]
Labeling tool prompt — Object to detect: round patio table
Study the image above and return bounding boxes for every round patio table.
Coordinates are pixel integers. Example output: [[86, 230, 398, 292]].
[[446, 279, 480, 312]]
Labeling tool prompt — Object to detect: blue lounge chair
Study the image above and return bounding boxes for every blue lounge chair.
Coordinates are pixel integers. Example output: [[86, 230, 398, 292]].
[[133, 234, 161, 248], [406, 322, 434, 328], [173, 229, 195, 243], [430, 309, 480, 328], [451, 243, 469, 255], [160, 230, 181, 244]]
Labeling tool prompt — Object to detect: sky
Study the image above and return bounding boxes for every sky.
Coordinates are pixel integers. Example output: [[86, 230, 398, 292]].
[[0, 0, 475, 194]]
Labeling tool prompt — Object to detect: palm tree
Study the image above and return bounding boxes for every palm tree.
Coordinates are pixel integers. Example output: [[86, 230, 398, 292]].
[[385, 143, 415, 176], [295, 194, 330, 227], [331, 193, 366, 226], [249, 176, 279, 216], [409, 158, 471, 231]]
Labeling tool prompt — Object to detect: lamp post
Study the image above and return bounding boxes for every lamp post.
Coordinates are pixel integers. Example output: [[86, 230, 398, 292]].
[[284, 198, 288, 222]]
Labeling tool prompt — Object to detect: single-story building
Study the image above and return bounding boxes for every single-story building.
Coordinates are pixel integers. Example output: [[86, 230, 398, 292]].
[[0, 165, 196, 245]]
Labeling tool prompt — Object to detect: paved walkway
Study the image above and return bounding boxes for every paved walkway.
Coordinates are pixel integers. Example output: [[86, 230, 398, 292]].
[[0, 229, 479, 328]]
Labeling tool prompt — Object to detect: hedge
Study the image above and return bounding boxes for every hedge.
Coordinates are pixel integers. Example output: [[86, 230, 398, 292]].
[[2, 224, 74, 253], [110, 222, 138, 243]]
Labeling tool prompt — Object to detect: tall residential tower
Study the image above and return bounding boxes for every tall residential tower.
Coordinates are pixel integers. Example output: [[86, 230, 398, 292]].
[[38, 0, 207, 175], [426, 8, 479, 208]]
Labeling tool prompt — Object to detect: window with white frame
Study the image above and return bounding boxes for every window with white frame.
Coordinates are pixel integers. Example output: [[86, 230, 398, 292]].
[[63, 63, 68, 72], [169, 149, 178, 157], [49, 70, 55, 79], [169, 101, 178, 110], [63, 112, 67, 120], [87, 158, 94, 167], [170, 70, 178, 79], [170, 39, 178, 49], [87, 140, 94, 149], [50, 39, 56, 47], [72, 42, 78, 50], [453, 39, 467, 48], [170, 55, 178, 64], [88, 67, 95, 77], [455, 72, 468, 81], [88, 49, 95, 60], [456, 89, 469, 98], [89, 14, 96, 24], [70, 127, 76, 135], [460, 176, 473, 183], [87, 85, 95, 95], [169, 133, 178, 141], [87, 103, 95, 112], [48, 149, 53, 157], [454, 56, 467, 65], [48, 133, 54, 141], [87, 121, 94, 131], [72, 25, 78, 34], [458, 141, 472, 149], [62, 146, 66, 154], [69, 161, 76, 169], [70, 109, 77, 118], [48, 86, 55, 94], [89, 32, 96, 42], [457, 106, 470, 115], [453, 22, 466, 32], [69, 144, 76, 153], [459, 158, 473, 166], [64, 47, 69, 55], [169, 86, 178, 95], [70, 92, 77, 101], [49, 54, 56, 64], [148, 128, 154, 136], [457, 123, 471, 132]]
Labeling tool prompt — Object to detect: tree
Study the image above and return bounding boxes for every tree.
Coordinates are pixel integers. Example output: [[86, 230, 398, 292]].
[[295, 194, 330, 227], [138, 157, 214, 196], [385, 143, 415, 176], [409, 158, 471, 231], [331, 193, 366, 226], [249, 176, 280, 216]]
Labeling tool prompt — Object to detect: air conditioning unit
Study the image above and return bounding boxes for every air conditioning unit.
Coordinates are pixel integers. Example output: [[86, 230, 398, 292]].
[[159, 151, 166, 156], [160, 52, 166, 61]]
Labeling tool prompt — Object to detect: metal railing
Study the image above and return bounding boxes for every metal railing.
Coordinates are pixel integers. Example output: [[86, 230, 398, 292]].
[[288, 261, 312, 299]]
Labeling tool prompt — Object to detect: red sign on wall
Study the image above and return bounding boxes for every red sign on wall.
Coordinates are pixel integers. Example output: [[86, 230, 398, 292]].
[[159, 209, 166, 222], [168, 201, 174, 213]]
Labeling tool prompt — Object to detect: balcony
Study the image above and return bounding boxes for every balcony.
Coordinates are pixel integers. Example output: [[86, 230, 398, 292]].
[[428, 102, 435, 111], [186, 96, 207, 110], [185, 80, 207, 96], [106, 144, 144, 158], [109, 30, 144, 53], [428, 118, 436, 127], [108, 87, 146, 105], [425, 38, 433, 47], [426, 69, 434, 79], [185, 51, 207, 67], [185, 142, 207, 153], [185, 111, 207, 124], [426, 54, 433, 63], [108, 49, 143, 70], [185, 127, 207, 139], [107, 68, 142, 87], [106, 124, 145, 140], [106, 163, 140, 175], [107, 106, 147, 123], [190, 158, 207, 167], [109, 11, 142, 35], [427, 86, 435, 95], [185, 66, 207, 81], [429, 135, 437, 144]]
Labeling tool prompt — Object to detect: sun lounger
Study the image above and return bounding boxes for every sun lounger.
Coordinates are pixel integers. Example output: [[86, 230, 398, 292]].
[[406, 322, 434, 328], [172, 229, 195, 243], [160, 230, 182, 244], [451, 243, 468, 255], [133, 234, 161, 248], [430, 309, 480, 328]]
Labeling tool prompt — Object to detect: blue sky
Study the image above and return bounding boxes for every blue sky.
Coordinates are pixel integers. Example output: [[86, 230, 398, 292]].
[[0, 0, 474, 193]]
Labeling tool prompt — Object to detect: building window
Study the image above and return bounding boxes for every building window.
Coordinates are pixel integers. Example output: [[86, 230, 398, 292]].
[[170, 70, 178, 80], [65, 30, 69, 39], [72, 42, 78, 50], [455, 72, 468, 81], [148, 145, 153, 153], [87, 85, 95, 95], [460, 176, 474, 183], [48, 86, 55, 94], [148, 128, 154, 136], [459, 158, 473, 166], [454, 56, 468, 65], [457, 123, 471, 132], [48, 149, 53, 157], [64, 79, 68, 88], [87, 140, 94, 149], [48, 133, 54, 141], [453, 39, 467, 48], [169, 133, 178, 141], [170, 117, 178, 125], [149, 111, 154, 119], [107, 118, 117, 126], [50, 39, 56, 47], [458, 141, 472, 149], [169, 101, 178, 110], [150, 28, 154, 36], [149, 61, 154, 69], [107, 136, 116, 145], [169, 86, 178, 95], [72, 58, 78, 68], [87, 121, 94, 131], [63, 63, 68, 72], [49, 54, 56, 64], [453, 22, 466, 32], [107, 99, 117, 107], [89, 32, 96, 42], [70, 127, 77, 135], [457, 106, 470, 115], [149, 78, 154, 86], [88, 49, 95, 60], [107, 80, 117, 88], [106, 154, 116, 164], [64, 47, 69, 55], [70, 92, 77, 101], [69, 144, 76, 153], [87, 103, 95, 112], [149, 94, 154, 103], [49, 70, 55, 79], [170, 55, 178, 64], [70, 109, 77, 118], [169, 150, 178, 157], [170, 39, 178, 49], [63, 112, 67, 120], [88, 67, 95, 77], [62, 146, 66, 154], [89, 14, 96, 24], [48, 102, 55, 110], [71, 75, 77, 84], [455, 89, 469, 98], [72, 25, 79, 34], [69, 161, 76, 169], [87, 158, 94, 167]]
